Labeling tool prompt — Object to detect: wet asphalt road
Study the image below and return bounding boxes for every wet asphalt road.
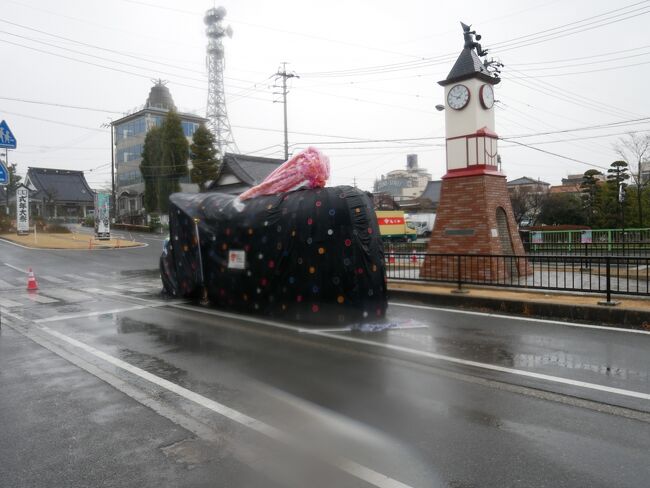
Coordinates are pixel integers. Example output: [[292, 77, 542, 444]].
[[1, 235, 650, 488]]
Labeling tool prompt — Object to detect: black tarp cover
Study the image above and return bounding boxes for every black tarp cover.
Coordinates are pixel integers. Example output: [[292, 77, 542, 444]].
[[160, 186, 387, 325]]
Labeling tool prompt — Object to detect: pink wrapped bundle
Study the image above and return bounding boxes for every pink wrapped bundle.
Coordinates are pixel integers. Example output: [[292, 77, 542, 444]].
[[239, 147, 330, 201]]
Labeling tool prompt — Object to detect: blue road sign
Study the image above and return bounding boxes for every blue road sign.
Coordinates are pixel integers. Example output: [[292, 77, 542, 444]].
[[0, 120, 17, 149], [0, 161, 7, 185]]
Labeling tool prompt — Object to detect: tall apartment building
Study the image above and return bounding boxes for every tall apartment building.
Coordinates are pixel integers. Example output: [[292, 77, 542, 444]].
[[111, 81, 207, 223]]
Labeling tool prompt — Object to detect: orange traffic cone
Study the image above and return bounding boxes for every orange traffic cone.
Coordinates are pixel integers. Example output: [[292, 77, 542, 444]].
[[27, 267, 39, 291]]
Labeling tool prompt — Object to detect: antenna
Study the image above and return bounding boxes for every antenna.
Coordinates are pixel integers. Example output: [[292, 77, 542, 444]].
[[204, 6, 238, 155]]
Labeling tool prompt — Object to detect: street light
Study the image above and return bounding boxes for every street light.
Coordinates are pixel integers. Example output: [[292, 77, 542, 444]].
[[435, 104, 445, 111]]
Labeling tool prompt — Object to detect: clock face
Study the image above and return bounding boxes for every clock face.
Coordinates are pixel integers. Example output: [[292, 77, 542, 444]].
[[479, 84, 495, 109], [447, 84, 470, 110]]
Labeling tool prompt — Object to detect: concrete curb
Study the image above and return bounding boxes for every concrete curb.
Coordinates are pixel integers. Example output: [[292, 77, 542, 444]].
[[387, 287, 650, 331]]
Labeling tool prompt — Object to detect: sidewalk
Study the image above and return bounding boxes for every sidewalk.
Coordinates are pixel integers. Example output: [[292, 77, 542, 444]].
[[387, 280, 650, 330]]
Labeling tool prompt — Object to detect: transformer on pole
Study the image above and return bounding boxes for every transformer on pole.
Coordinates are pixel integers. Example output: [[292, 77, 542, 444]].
[[204, 6, 237, 155]]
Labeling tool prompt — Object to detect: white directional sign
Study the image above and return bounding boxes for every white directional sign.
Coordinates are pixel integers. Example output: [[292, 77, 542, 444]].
[[16, 184, 29, 235], [0, 120, 17, 149]]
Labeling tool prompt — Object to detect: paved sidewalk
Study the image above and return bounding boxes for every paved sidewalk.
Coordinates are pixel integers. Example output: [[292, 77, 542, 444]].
[[388, 280, 650, 329]]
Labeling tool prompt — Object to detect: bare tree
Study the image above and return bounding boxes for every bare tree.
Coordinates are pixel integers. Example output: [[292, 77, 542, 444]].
[[614, 132, 650, 226], [509, 186, 548, 226]]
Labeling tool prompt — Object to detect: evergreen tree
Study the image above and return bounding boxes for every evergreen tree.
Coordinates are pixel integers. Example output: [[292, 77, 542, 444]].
[[189, 124, 220, 192], [4, 163, 21, 214], [140, 126, 163, 214], [580, 170, 603, 226], [606, 160, 629, 229], [161, 109, 189, 198], [538, 193, 586, 226]]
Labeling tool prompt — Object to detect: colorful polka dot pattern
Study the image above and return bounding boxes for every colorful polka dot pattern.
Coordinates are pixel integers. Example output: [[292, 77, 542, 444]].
[[161, 186, 387, 325]]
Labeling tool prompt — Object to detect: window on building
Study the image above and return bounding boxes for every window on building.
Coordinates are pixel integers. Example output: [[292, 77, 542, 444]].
[[181, 121, 199, 137], [115, 143, 144, 164], [115, 117, 146, 142]]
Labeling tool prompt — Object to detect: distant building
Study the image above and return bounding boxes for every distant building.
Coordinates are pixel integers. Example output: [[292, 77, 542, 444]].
[[208, 153, 284, 195], [550, 173, 605, 196], [111, 81, 207, 223], [23, 167, 94, 220], [373, 154, 432, 201], [507, 176, 550, 196]]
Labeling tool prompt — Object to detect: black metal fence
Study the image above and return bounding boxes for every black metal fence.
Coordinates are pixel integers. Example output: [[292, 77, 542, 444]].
[[385, 252, 650, 299]]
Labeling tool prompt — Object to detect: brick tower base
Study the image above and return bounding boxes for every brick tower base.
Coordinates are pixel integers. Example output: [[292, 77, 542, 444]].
[[420, 172, 529, 282]]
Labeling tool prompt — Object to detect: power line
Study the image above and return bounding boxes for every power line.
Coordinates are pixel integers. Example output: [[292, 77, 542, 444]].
[[0, 108, 107, 132], [0, 96, 123, 114], [301, 1, 650, 78], [501, 138, 609, 170]]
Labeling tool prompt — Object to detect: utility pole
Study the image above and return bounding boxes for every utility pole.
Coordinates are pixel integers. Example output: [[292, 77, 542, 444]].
[[101, 120, 116, 221], [274, 62, 299, 160]]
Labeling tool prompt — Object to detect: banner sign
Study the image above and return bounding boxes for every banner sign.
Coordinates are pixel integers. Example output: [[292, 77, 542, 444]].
[[581, 230, 592, 244], [377, 217, 405, 226], [16, 186, 29, 235], [94, 192, 111, 240], [531, 232, 543, 244]]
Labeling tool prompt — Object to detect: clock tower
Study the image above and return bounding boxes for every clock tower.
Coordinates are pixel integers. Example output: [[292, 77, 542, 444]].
[[421, 22, 528, 281]]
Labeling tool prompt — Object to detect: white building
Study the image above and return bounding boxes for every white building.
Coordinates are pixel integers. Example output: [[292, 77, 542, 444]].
[[373, 154, 432, 201]]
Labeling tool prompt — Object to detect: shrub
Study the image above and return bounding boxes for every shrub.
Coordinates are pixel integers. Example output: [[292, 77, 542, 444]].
[[0, 213, 13, 233], [44, 224, 71, 234]]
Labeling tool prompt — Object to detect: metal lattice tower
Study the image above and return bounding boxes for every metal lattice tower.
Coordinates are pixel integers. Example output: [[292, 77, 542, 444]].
[[204, 7, 237, 155]]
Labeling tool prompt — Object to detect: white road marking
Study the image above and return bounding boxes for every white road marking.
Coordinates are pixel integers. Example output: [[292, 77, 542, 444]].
[[0, 278, 14, 288], [25, 294, 59, 304], [170, 303, 650, 402], [64, 273, 90, 281], [40, 289, 91, 302], [0, 307, 23, 321], [39, 326, 414, 488], [0, 297, 22, 308], [33, 303, 168, 323], [85, 272, 109, 278], [3, 262, 26, 273], [389, 301, 650, 336], [40, 275, 69, 284]]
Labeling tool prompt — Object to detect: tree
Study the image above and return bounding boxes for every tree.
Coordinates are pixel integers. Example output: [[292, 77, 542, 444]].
[[161, 109, 189, 195], [509, 186, 548, 226], [614, 132, 650, 227], [580, 169, 604, 226], [3, 163, 21, 214], [189, 124, 219, 192], [140, 126, 163, 214], [537, 193, 586, 226], [139, 110, 190, 215], [606, 160, 629, 229]]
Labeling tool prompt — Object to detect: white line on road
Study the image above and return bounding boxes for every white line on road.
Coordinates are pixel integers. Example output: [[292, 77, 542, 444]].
[[0, 278, 15, 288], [0, 297, 22, 308], [0, 307, 23, 321], [40, 275, 69, 284], [39, 326, 414, 488], [170, 303, 650, 402], [26, 294, 59, 304], [389, 301, 650, 336], [3, 262, 26, 273], [33, 303, 168, 323]]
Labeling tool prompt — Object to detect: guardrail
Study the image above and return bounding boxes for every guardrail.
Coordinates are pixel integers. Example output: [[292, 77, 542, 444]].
[[385, 252, 650, 301], [524, 241, 650, 256]]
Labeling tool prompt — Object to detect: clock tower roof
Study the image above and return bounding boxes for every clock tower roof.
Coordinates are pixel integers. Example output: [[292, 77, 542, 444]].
[[439, 22, 500, 87]]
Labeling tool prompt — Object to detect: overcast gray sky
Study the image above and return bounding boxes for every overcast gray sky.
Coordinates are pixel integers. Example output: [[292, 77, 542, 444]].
[[1, 0, 649, 190]]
